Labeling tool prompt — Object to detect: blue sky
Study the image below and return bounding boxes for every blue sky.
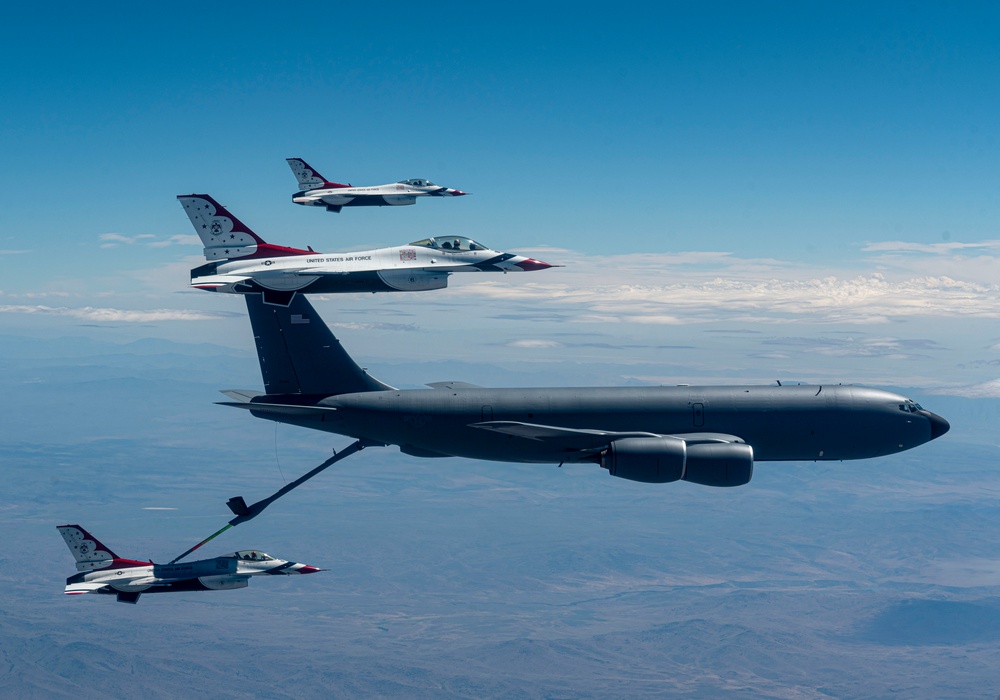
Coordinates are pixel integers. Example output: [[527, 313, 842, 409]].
[[2, 3, 1000, 394]]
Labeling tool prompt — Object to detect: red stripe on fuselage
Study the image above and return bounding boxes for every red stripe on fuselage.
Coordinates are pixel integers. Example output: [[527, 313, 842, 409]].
[[243, 243, 314, 259], [95, 557, 152, 570]]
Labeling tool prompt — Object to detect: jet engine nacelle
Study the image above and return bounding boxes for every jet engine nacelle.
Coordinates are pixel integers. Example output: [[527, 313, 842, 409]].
[[683, 442, 753, 487], [377, 269, 449, 292], [199, 575, 249, 591], [602, 437, 686, 483], [603, 437, 753, 487]]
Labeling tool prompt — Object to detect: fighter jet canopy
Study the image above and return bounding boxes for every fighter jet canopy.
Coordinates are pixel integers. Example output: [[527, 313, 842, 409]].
[[232, 550, 275, 561], [399, 178, 436, 187], [409, 236, 487, 252]]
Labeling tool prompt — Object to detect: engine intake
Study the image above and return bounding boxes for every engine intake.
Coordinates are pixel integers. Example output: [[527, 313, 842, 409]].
[[378, 269, 448, 291], [199, 575, 249, 591]]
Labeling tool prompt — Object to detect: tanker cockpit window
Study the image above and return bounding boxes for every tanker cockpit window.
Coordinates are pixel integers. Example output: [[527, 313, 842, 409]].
[[898, 400, 924, 413]]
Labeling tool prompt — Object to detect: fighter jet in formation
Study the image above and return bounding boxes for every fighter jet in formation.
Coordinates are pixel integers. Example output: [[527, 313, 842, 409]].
[[180, 194, 554, 305], [58, 524, 322, 604], [219, 294, 950, 487], [288, 157, 468, 213]]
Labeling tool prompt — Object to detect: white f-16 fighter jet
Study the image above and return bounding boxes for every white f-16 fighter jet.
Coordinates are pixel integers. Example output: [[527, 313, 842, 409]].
[[287, 157, 468, 212], [58, 524, 322, 604], [180, 194, 555, 305]]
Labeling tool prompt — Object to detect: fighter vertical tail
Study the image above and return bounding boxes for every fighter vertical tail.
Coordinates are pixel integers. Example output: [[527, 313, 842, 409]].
[[245, 293, 394, 396], [178, 194, 268, 261], [178, 194, 314, 264], [286, 157, 349, 190], [57, 524, 148, 572]]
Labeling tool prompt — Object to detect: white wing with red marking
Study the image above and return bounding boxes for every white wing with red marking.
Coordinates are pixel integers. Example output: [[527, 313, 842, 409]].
[[64, 582, 108, 595]]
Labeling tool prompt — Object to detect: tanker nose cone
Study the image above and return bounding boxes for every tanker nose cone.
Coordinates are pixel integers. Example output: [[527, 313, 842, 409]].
[[924, 411, 950, 440]]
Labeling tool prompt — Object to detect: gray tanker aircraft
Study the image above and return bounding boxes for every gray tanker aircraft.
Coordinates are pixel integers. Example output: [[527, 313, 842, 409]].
[[180, 194, 554, 306], [219, 294, 949, 487]]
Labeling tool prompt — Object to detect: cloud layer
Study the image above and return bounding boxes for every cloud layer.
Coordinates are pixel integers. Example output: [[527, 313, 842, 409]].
[[0, 304, 237, 323], [467, 252, 1000, 326]]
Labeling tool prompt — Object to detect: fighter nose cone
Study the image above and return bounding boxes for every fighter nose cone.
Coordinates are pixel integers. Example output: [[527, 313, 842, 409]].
[[451, 189, 469, 196], [924, 411, 950, 440], [514, 258, 557, 271]]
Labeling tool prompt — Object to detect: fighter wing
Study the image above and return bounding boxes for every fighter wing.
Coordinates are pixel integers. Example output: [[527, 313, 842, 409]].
[[65, 582, 109, 595], [470, 421, 744, 453]]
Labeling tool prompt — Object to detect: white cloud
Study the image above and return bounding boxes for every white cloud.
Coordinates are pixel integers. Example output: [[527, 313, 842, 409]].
[[507, 339, 563, 348], [149, 235, 201, 248], [463, 265, 1000, 326], [99, 233, 156, 247], [862, 240, 1000, 254], [0, 249, 30, 255], [0, 290, 72, 299], [0, 304, 237, 322], [9, 238, 1000, 391], [99, 233, 199, 249], [933, 379, 1000, 399], [328, 321, 417, 332]]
